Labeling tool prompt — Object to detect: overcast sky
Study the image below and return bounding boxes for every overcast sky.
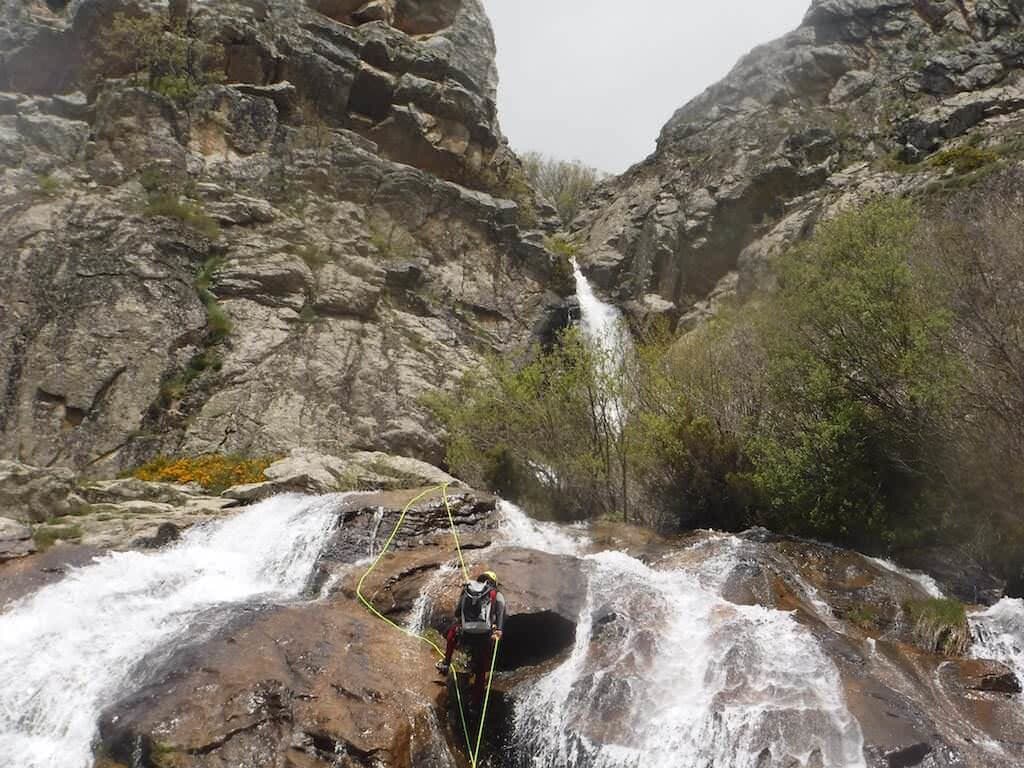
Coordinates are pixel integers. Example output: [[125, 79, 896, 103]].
[[481, 0, 812, 174]]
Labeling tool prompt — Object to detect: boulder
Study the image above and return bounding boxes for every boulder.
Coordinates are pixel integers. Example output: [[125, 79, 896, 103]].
[[0, 461, 86, 523], [954, 658, 1021, 694], [0, 516, 35, 561], [97, 596, 456, 768], [79, 478, 204, 506]]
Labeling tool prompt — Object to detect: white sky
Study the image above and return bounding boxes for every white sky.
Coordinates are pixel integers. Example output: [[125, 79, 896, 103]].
[[482, 0, 812, 174]]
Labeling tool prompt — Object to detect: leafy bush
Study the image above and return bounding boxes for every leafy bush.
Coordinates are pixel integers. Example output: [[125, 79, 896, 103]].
[[929, 145, 999, 174], [133, 454, 273, 493], [752, 198, 957, 547], [93, 12, 224, 101], [521, 152, 604, 225]]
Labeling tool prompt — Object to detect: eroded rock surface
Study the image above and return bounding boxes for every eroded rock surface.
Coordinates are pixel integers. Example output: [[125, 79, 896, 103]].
[[574, 0, 1024, 327]]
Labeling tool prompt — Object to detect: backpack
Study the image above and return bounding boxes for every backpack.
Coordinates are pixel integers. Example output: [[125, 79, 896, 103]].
[[460, 580, 495, 636]]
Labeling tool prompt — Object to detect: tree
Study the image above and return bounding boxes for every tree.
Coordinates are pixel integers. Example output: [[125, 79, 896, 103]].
[[753, 198, 958, 546], [520, 152, 604, 225]]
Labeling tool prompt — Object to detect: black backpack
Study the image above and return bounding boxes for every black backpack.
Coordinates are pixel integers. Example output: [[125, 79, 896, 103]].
[[460, 581, 495, 636]]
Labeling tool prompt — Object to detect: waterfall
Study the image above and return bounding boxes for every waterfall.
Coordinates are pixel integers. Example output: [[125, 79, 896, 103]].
[[0, 493, 341, 768], [510, 546, 867, 768], [573, 260, 628, 372], [970, 597, 1024, 689], [572, 260, 630, 428]]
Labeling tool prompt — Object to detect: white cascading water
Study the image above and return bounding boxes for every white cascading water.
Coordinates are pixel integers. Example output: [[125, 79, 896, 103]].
[[970, 598, 1024, 690], [865, 556, 946, 599], [572, 260, 630, 427], [498, 508, 865, 767], [0, 493, 341, 768], [509, 546, 867, 768], [498, 500, 587, 556]]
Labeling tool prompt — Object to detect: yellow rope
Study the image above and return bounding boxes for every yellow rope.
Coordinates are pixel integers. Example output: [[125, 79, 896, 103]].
[[354, 482, 499, 768]]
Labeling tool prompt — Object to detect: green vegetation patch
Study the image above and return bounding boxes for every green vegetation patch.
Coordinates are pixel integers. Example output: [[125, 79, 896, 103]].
[[33, 524, 84, 551], [929, 145, 999, 175], [36, 174, 62, 198], [905, 598, 969, 656], [145, 192, 220, 239], [92, 12, 225, 102]]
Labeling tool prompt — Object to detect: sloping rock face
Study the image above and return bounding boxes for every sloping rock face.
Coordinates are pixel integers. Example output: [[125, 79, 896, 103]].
[[0, 0, 565, 475], [574, 0, 1024, 326]]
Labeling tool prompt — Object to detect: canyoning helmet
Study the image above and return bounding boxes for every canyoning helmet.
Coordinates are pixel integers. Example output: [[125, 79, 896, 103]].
[[479, 570, 498, 586]]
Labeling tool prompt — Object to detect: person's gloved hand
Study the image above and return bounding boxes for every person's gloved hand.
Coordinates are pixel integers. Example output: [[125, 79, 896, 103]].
[[491, 629, 503, 641]]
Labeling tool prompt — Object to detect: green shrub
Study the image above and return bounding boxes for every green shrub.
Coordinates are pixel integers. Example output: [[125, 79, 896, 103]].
[[92, 12, 225, 101], [194, 256, 232, 341], [846, 604, 881, 631], [522, 152, 604, 224], [929, 145, 999, 174], [752, 197, 957, 547], [544, 235, 579, 295], [159, 348, 221, 405]]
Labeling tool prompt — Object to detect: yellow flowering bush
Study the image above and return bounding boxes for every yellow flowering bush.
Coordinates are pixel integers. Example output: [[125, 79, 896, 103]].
[[133, 454, 273, 493]]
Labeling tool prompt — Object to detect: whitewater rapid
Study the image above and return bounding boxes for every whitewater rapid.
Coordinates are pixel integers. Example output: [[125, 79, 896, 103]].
[[0, 494, 341, 768], [971, 598, 1024, 689], [497, 506, 866, 768]]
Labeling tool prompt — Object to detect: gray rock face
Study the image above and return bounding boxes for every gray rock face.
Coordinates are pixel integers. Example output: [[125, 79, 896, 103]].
[[0, 1, 565, 474], [0, 516, 34, 561], [0, 461, 85, 523], [574, 0, 1024, 325]]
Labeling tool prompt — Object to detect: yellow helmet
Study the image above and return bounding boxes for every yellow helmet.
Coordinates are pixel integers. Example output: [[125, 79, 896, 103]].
[[479, 570, 498, 585]]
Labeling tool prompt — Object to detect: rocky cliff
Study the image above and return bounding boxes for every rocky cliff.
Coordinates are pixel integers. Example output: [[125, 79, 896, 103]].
[[0, 0, 566, 475], [574, 0, 1024, 327]]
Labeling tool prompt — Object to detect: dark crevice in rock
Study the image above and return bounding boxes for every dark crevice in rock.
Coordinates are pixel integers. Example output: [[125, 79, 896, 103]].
[[187, 717, 273, 756], [886, 742, 933, 768], [497, 611, 576, 672]]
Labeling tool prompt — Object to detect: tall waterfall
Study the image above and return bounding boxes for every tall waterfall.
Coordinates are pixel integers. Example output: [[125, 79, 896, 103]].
[[573, 260, 627, 369], [0, 494, 341, 768], [572, 260, 630, 427]]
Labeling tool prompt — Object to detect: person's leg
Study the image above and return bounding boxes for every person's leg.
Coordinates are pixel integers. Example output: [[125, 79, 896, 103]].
[[444, 624, 459, 664], [437, 623, 459, 673], [470, 637, 494, 706]]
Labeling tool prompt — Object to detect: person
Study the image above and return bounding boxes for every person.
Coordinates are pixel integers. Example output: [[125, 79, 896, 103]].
[[436, 570, 506, 706]]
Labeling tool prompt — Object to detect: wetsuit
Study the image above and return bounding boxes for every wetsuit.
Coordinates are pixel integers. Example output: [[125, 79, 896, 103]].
[[443, 586, 506, 705]]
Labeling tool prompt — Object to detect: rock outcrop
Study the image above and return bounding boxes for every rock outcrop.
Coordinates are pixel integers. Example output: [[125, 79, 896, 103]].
[[574, 0, 1024, 327], [0, 0, 566, 476]]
